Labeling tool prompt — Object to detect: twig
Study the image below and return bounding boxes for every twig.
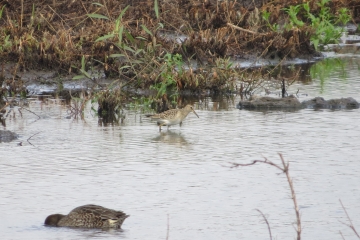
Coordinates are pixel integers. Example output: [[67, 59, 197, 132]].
[[230, 153, 301, 240], [0, 102, 9, 113], [279, 153, 301, 240], [229, 159, 283, 172], [339, 231, 346, 240], [21, 0, 24, 28], [227, 23, 260, 35], [18, 107, 41, 119], [255, 209, 272, 240], [47, 5, 71, 30], [27, 132, 41, 146], [166, 214, 170, 240], [339, 199, 360, 238]]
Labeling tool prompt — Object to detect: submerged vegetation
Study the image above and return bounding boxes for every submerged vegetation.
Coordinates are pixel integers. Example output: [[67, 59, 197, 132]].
[[0, 0, 358, 116]]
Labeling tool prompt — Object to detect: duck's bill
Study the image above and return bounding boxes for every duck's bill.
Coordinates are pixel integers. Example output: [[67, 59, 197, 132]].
[[192, 110, 199, 118]]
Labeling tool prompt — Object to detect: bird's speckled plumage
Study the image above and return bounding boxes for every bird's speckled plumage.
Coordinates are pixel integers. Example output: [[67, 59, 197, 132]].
[[44, 204, 129, 229], [147, 104, 199, 131]]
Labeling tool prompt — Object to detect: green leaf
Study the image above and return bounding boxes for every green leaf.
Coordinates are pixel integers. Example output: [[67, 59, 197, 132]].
[[87, 13, 109, 20], [141, 25, 153, 36], [123, 45, 135, 53], [124, 30, 135, 43], [0, 5, 6, 19], [115, 19, 120, 32], [154, 0, 159, 19], [118, 5, 129, 20], [81, 55, 86, 69], [136, 36, 147, 41], [109, 54, 126, 58], [303, 2, 310, 12], [120, 65, 131, 70], [135, 49, 143, 55], [79, 69, 91, 79], [118, 25, 124, 44], [95, 34, 115, 42], [73, 75, 86, 80], [311, 38, 320, 51], [92, 2, 104, 7]]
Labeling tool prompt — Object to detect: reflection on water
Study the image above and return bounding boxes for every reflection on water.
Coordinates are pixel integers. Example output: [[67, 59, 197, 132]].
[[1, 57, 360, 240], [151, 131, 189, 147]]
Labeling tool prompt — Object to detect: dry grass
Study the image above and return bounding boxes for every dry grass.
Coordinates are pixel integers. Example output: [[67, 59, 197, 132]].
[[0, 0, 357, 113]]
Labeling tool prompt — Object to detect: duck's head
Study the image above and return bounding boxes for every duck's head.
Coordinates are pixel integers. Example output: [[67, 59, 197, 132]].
[[44, 214, 65, 226]]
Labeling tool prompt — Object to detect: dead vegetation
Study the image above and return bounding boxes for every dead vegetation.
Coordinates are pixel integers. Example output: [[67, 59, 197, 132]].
[[1, 0, 357, 74], [0, 0, 358, 114]]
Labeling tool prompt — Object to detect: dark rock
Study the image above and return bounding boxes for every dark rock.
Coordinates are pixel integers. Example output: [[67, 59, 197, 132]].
[[237, 95, 302, 110], [302, 97, 359, 109], [238, 96, 359, 111], [0, 130, 18, 142], [301, 97, 330, 109], [327, 97, 359, 109]]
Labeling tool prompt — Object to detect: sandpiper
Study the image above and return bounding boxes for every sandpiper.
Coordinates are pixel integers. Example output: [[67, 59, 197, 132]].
[[44, 204, 129, 229], [147, 104, 199, 131]]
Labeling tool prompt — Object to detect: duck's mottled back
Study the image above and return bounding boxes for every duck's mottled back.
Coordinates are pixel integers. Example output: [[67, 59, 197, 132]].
[[45, 204, 129, 229]]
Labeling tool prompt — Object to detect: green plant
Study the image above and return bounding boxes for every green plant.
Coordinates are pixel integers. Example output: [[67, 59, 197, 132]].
[[283, 5, 304, 28], [93, 5, 129, 43], [128, 96, 154, 112], [90, 3, 165, 82], [213, 57, 238, 91], [151, 53, 183, 98], [72, 55, 92, 80], [0, 5, 6, 19], [261, 10, 279, 32], [284, 0, 351, 51], [29, 4, 35, 28], [336, 8, 351, 25], [154, 0, 159, 19], [0, 35, 12, 52]]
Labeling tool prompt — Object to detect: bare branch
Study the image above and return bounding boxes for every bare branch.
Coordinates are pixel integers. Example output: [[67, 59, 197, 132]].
[[227, 23, 261, 35], [27, 132, 41, 146], [0, 102, 9, 113], [339, 231, 346, 240], [18, 107, 41, 119], [166, 214, 170, 240], [255, 209, 272, 240], [229, 153, 301, 240], [279, 153, 301, 240], [339, 199, 360, 238], [229, 158, 284, 172]]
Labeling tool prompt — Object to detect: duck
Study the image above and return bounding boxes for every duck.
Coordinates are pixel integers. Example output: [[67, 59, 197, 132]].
[[44, 204, 129, 229]]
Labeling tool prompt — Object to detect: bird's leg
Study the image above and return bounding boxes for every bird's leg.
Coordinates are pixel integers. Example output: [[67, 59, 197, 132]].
[[159, 123, 167, 132], [179, 121, 182, 127]]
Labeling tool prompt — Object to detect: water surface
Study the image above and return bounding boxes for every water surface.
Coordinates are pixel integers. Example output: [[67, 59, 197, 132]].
[[1, 58, 360, 240]]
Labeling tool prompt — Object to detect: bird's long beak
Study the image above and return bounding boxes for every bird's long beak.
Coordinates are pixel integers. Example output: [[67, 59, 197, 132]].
[[192, 109, 199, 118]]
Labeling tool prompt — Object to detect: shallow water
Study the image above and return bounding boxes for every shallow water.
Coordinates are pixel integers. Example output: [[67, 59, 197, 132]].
[[1, 58, 360, 240]]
